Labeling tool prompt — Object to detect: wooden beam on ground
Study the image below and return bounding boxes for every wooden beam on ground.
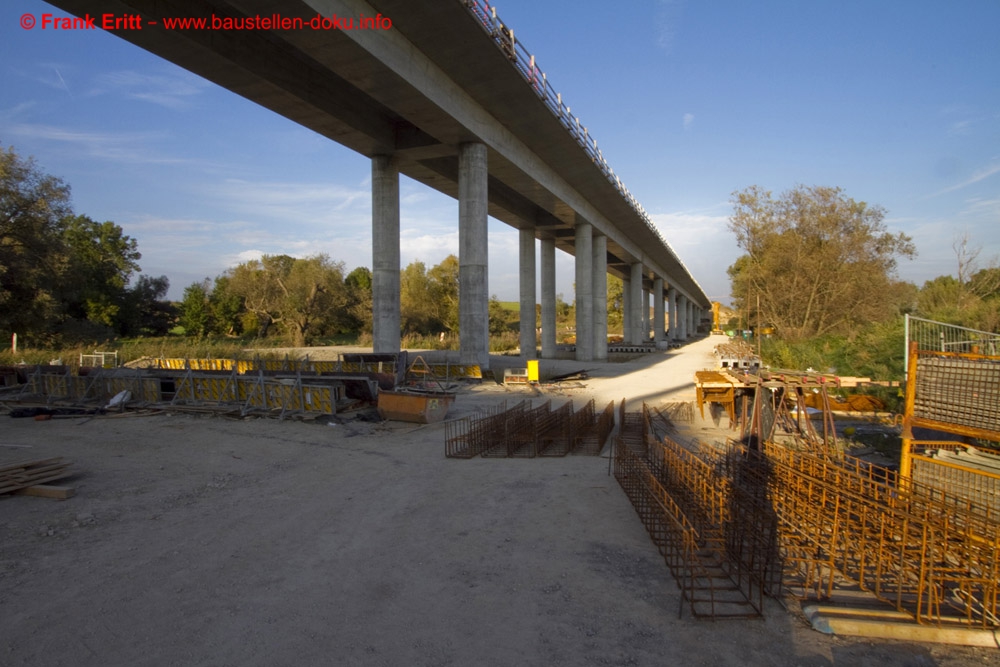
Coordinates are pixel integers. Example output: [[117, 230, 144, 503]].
[[13, 484, 76, 500]]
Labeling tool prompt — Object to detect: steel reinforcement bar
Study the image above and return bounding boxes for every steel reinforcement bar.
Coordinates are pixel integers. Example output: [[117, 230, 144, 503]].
[[752, 441, 1000, 628], [613, 437, 714, 619], [446, 399, 611, 459]]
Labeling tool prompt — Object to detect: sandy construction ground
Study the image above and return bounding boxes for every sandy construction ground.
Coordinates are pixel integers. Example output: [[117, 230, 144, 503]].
[[1, 338, 995, 666]]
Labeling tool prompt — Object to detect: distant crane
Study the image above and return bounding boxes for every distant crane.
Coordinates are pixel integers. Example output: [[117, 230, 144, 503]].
[[711, 301, 725, 335]]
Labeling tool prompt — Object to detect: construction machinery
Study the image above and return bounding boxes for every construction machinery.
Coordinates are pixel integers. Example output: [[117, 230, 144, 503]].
[[711, 301, 725, 335]]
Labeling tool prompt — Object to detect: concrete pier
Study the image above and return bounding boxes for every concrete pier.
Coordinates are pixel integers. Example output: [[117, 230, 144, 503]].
[[622, 277, 632, 344], [592, 234, 608, 361], [519, 228, 537, 359], [642, 288, 650, 343], [668, 287, 678, 341], [574, 221, 594, 362], [654, 277, 666, 349], [371, 155, 400, 354], [629, 263, 643, 345], [458, 142, 489, 368], [540, 237, 556, 358]]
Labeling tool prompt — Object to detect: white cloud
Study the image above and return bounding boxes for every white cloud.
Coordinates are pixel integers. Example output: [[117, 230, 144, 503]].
[[655, 0, 684, 52], [651, 209, 739, 302], [931, 162, 1000, 197], [5, 122, 185, 164], [683, 113, 695, 131], [89, 69, 209, 110], [209, 178, 371, 226]]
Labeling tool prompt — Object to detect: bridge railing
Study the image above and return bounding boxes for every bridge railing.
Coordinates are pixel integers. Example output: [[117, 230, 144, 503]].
[[462, 1, 693, 280]]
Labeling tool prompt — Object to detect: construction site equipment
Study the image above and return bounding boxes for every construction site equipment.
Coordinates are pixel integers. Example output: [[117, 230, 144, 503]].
[[613, 403, 780, 619], [612, 390, 1000, 630], [444, 401, 512, 458], [694, 370, 738, 427], [713, 340, 760, 370], [899, 318, 1000, 519], [445, 399, 613, 459], [711, 301, 724, 335], [12, 362, 361, 420], [376, 389, 455, 423], [502, 367, 530, 385], [571, 399, 616, 456], [79, 351, 118, 368]]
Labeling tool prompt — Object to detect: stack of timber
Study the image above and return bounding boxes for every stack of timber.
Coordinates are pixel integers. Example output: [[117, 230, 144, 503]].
[[0, 457, 76, 499]]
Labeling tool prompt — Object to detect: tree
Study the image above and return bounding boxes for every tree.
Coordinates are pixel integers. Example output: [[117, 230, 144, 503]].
[[727, 185, 916, 340], [400, 261, 440, 334], [0, 145, 72, 339], [61, 214, 141, 328], [344, 266, 373, 335], [607, 275, 624, 332], [427, 255, 459, 333], [120, 274, 172, 336], [208, 275, 244, 336], [278, 255, 348, 346], [226, 254, 347, 345], [227, 256, 289, 338], [488, 296, 516, 336], [180, 280, 212, 338]]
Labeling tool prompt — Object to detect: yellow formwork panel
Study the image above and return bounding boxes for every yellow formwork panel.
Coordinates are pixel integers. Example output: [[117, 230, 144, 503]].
[[427, 364, 482, 380], [189, 377, 238, 402], [311, 361, 340, 374], [99, 377, 162, 402], [302, 386, 333, 413]]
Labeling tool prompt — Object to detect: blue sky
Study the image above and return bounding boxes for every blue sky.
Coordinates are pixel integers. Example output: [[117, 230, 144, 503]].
[[2, 1, 998, 305]]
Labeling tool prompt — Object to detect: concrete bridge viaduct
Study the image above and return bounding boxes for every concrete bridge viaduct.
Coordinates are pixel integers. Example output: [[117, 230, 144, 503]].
[[50, 0, 711, 367]]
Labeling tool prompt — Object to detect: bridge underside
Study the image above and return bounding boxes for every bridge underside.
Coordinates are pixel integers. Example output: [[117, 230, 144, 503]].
[[48, 0, 706, 300]]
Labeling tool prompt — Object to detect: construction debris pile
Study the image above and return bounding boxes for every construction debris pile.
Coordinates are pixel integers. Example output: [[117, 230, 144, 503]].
[[445, 398, 614, 458]]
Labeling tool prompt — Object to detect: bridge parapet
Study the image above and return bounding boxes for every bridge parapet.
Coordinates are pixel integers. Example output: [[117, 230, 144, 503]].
[[462, 0, 690, 275]]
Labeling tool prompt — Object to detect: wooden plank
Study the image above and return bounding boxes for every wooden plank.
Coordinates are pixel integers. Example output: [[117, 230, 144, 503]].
[[13, 484, 76, 500], [0, 464, 73, 495], [0, 457, 64, 475]]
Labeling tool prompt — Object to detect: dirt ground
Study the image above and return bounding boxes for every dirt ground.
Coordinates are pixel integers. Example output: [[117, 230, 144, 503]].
[[2, 338, 996, 666]]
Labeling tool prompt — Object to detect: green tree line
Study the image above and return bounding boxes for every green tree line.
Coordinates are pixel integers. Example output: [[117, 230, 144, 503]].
[[2, 145, 171, 344], [726, 184, 1000, 379], [179, 253, 524, 346]]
